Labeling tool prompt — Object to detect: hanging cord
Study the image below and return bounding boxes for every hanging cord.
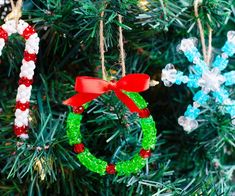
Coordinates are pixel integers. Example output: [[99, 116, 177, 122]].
[[100, 12, 158, 85], [100, 10, 107, 80], [206, 14, 213, 64], [194, 0, 213, 65], [5, 0, 23, 25], [117, 14, 158, 86], [118, 14, 126, 77], [194, 0, 207, 62]]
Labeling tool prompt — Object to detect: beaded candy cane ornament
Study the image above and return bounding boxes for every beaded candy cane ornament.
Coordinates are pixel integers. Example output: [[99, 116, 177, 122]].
[[1, 0, 39, 139]]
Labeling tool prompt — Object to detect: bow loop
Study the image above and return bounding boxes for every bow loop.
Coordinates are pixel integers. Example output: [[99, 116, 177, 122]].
[[63, 74, 150, 113], [117, 74, 150, 92]]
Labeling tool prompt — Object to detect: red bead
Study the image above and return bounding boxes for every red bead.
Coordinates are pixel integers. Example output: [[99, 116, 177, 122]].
[[0, 27, 8, 41], [16, 101, 30, 111], [106, 164, 116, 174], [24, 51, 37, 62], [139, 149, 151, 158], [73, 143, 85, 154], [22, 25, 36, 39], [13, 125, 28, 136], [138, 108, 150, 118], [18, 77, 33, 87], [73, 106, 84, 114]]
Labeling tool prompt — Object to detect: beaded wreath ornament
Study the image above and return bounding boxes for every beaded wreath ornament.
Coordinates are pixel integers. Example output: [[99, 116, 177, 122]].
[[64, 74, 156, 175], [64, 75, 157, 175], [63, 13, 157, 175], [0, 19, 39, 139]]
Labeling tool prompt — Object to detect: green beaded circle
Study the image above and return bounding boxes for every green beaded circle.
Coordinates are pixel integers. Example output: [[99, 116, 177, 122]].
[[66, 92, 157, 175]]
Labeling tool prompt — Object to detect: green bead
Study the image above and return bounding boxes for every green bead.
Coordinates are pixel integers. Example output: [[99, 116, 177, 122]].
[[66, 92, 157, 175], [141, 116, 157, 150], [77, 149, 107, 175], [116, 155, 146, 175], [125, 92, 148, 109], [67, 112, 83, 145]]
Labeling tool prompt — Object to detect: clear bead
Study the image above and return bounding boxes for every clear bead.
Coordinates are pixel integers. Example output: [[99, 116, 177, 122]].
[[232, 118, 235, 125], [193, 102, 200, 108], [178, 116, 198, 132], [227, 31, 235, 44], [161, 64, 177, 87], [177, 38, 197, 52], [221, 52, 228, 59], [198, 68, 225, 92], [223, 98, 232, 105]]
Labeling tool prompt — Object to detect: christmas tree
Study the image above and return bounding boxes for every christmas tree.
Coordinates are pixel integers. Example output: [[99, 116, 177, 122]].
[[0, 0, 234, 195]]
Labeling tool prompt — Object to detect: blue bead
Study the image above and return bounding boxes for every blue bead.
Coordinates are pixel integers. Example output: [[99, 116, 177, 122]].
[[226, 105, 235, 116], [184, 105, 200, 119], [187, 74, 200, 88], [212, 88, 229, 103], [212, 55, 229, 71], [193, 66, 203, 74], [175, 72, 184, 85], [193, 90, 210, 105], [224, 71, 235, 86], [222, 42, 235, 57], [184, 47, 201, 62]]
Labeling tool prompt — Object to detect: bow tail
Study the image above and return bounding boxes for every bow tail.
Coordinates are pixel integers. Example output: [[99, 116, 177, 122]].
[[115, 90, 142, 113], [63, 93, 100, 107]]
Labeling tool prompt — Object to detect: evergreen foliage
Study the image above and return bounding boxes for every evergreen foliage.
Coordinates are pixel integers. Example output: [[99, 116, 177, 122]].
[[0, 0, 234, 195]]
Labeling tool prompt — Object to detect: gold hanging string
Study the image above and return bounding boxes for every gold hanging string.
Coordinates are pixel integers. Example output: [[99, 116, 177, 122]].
[[99, 10, 107, 80], [117, 14, 158, 86], [207, 14, 213, 64], [5, 0, 23, 25], [118, 14, 126, 77], [100, 11, 158, 86], [194, 0, 213, 65], [194, 0, 207, 61]]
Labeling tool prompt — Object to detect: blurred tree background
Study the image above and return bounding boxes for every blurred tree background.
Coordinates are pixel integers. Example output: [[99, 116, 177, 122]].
[[0, 0, 234, 195]]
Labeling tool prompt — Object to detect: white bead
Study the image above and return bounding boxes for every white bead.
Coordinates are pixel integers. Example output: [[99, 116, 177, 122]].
[[227, 31, 235, 44], [198, 68, 225, 92], [15, 108, 29, 116], [19, 134, 29, 139], [15, 109, 29, 126], [178, 38, 197, 52], [193, 102, 200, 108], [232, 118, 235, 125], [0, 38, 5, 56], [223, 98, 232, 105], [14, 120, 23, 127], [221, 53, 228, 59], [178, 116, 198, 132], [20, 60, 36, 79], [16, 85, 32, 102], [17, 20, 29, 35], [26, 33, 40, 53], [161, 64, 177, 87], [2, 20, 17, 35]]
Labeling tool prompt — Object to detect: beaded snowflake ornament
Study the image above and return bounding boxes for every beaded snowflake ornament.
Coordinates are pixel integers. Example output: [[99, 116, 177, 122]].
[[161, 31, 235, 132], [0, 20, 39, 138]]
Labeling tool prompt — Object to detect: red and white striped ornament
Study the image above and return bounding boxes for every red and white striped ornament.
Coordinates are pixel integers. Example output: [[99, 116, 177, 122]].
[[0, 19, 39, 139]]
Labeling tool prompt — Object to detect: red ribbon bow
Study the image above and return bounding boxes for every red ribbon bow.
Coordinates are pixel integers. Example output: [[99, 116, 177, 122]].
[[63, 74, 150, 113]]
